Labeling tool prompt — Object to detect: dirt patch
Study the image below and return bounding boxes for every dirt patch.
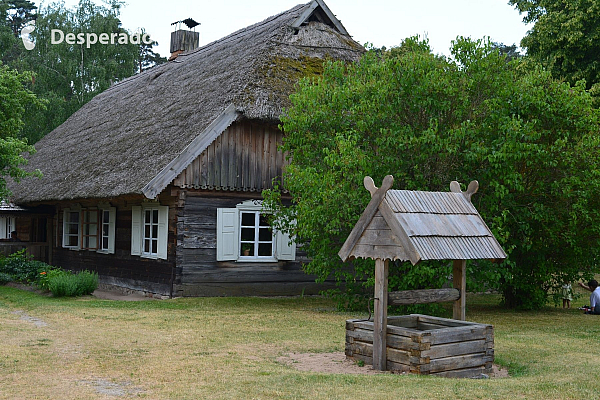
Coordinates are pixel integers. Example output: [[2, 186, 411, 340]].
[[278, 352, 509, 378], [91, 289, 156, 301], [79, 378, 143, 397], [11, 310, 48, 328]]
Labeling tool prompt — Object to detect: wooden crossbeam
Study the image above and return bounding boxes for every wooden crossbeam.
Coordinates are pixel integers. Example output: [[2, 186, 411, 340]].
[[388, 288, 460, 306]]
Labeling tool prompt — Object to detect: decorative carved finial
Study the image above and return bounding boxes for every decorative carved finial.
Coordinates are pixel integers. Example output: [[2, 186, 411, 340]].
[[364, 175, 394, 197], [449, 181, 461, 193], [364, 176, 377, 196], [449, 180, 479, 202]]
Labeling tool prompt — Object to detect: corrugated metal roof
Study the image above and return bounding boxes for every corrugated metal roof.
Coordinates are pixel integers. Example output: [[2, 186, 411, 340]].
[[386, 190, 477, 214], [384, 189, 505, 261]]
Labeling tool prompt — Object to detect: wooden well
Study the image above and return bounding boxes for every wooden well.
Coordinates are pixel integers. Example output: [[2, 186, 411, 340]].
[[346, 314, 494, 378], [338, 175, 506, 373]]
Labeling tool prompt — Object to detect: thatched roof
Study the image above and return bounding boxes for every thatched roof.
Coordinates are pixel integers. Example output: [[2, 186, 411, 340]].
[[11, 0, 364, 204]]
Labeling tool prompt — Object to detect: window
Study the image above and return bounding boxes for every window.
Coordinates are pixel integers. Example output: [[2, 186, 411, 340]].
[[0, 216, 16, 239], [216, 200, 295, 262], [131, 204, 168, 260], [62, 205, 115, 253]]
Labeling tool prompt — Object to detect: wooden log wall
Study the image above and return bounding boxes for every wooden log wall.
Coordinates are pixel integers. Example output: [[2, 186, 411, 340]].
[[346, 314, 494, 378], [173, 120, 288, 193], [52, 193, 178, 296], [173, 191, 334, 297]]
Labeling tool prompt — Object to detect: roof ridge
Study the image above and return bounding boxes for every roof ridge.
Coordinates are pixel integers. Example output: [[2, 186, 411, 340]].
[[183, 2, 310, 58]]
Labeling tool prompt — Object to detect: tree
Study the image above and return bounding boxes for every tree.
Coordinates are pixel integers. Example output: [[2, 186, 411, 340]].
[[510, 0, 600, 99], [0, 0, 165, 143], [2, 0, 36, 36], [0, 63, 42, 199], [264, 37, 600, 310]]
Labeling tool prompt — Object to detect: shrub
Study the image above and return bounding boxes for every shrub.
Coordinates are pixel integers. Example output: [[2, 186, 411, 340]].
[[0, 250, 52, 283], [36, 268, 64, 291], [47, 270, 98, 297], [0, 272, 12, 284]]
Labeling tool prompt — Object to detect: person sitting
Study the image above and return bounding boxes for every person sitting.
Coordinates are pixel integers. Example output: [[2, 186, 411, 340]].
[[586, 280, 600, 315], [9, 231, 21, 242]]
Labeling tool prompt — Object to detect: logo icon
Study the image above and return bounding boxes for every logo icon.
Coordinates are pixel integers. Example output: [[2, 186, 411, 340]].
[[21, 21, 36, 50]]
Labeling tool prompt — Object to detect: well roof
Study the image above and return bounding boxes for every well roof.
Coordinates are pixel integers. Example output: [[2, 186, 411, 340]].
[[11, 0, 364, 204], [338, 176, 507, 264]]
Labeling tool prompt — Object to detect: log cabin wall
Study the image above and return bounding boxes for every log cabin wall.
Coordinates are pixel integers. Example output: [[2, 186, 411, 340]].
[[173, 191, 333, 297], [172, 120, 288, 192], [51, 193, 178, 296]]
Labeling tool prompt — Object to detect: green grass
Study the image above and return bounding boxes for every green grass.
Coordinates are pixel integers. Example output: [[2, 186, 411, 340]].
[[0, 285, 599, 399]]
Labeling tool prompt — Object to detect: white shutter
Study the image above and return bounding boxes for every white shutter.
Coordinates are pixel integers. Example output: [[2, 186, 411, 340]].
[[157, 205, 169, 260], [131, 206, 142, 256], [0, 216, 7, 239], [107, 207, 116, 254], [217, 208, 238, 261], [276, 229, 296, 261], [62, 208, 70, 248]]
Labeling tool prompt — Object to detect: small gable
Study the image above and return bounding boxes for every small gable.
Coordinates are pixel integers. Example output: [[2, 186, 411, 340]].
[[290, 0, 349, 35]]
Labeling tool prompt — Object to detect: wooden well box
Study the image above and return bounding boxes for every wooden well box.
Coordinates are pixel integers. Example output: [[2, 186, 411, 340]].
[[346, 314, 494, 378]]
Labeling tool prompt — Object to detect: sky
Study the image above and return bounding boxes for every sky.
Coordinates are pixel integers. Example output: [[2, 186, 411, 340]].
[[53, 0, 532, 58]]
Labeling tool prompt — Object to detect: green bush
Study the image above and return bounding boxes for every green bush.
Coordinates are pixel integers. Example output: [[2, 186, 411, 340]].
[[47, 270, 98, 297], [0, 272, 12, 284], [0, 250, 52, 283], [36, 268, 63, 291]]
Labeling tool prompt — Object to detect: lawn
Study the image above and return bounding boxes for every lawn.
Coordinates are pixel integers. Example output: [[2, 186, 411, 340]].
[[0, 285, 599, 400]]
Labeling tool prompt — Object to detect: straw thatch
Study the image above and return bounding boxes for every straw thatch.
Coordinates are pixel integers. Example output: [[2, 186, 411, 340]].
[[11, 0, 364, 204]]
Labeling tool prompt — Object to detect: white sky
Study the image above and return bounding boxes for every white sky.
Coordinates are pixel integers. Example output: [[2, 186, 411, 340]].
[[54, 0, 532, 58]]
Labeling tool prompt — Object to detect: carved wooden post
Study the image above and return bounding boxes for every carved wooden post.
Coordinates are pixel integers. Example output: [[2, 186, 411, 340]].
[[373, 257, 389, 370], [453, 259, 466, 320]]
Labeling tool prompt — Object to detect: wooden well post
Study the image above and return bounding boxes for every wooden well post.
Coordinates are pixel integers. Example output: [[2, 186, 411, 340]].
[[373, 258, 389, 370]]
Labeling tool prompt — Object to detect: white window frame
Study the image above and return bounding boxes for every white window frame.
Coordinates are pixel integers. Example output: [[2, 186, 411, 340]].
[[97, 204, 116, 254], [62, 205, 116, 253], [131, 203, 168, 260], [216, 200, 296, 262], [62, 206, 82, 250], [0, 216, 16, 239]]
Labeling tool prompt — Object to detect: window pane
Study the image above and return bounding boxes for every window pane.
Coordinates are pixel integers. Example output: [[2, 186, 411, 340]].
[[241, 212, 255, 226], [68, 223, 78, 235], [145, 210, 151, 223], [103, 224, 109, 236], [151, 240, 157, 254], [240, 243, 254, 256], [144, 239, 150, 253], [259, 227, 272, 241], [103, 237, 109, 249], [70, 212, 79, 223], [88, 237, 97, 249], [152, 209, 158, 222], [259, 214, 269, 227], [241, 227, 255, 241], [144, 225, 150, 238], [258, 243, 272, 257], [68, 236, 78, 247], [152, 225, 158, 239]]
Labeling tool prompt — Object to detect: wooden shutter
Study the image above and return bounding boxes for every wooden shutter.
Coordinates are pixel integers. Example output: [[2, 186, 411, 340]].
[[276, 229, 296, 261], [107, 207, 116, 254], [217, 208, 238, 261], [157, 206, 169, 260], [131, 206, 142, 256]]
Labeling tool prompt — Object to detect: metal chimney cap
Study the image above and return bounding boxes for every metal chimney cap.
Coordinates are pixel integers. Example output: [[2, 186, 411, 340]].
[[171, 18, 200, 29]]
